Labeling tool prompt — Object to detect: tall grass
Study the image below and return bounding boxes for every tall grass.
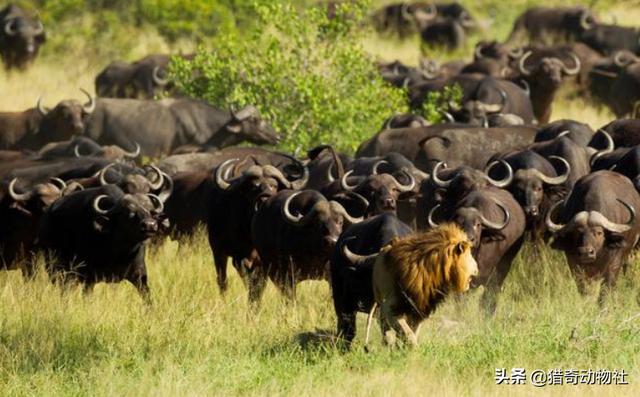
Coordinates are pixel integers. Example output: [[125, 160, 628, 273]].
[[0, 233, 638, 396]]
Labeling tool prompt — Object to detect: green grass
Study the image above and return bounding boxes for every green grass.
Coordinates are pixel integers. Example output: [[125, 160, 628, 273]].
[[0, 235, 638, 396]]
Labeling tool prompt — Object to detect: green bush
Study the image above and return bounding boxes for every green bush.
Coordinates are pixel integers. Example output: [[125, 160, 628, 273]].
[[171, 0, 415, 153]]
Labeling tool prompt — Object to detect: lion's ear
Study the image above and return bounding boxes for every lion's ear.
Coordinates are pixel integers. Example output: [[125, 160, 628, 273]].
[[455, 242, 466, 256]]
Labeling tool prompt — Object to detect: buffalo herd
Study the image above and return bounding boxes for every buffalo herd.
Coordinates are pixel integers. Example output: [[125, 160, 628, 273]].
[[2, 3, 640, 346]]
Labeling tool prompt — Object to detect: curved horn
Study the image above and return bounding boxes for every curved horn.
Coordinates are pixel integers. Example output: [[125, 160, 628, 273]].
[[384, 115, 395, 130], [340, 170, 362, 191], [33, 20, 44, 35], [430, 161, 451, 188], [419, 60, 439, 79], [330, 200, 364, 225], [4, 19, 16, 36], [145, 165, 165, 190], [342, 241, 377, 265], [372, 160, 388, 175], [282, 191, 304, 224], [483, 160, 513, 188], [98, 163, 118, 186], [519, 79, 530, 97], [152, 66, 170, 86], [590, 130, 615, 166], [476, 89, 507, 114], [479, 201, 510, 230], [92, 195, 115, 215], [508, 47, 524, 59], [591, 199, 635, 233], [392, 169, 416, 192], [561, 52, 581, 76], [36, 96, 48, 116], [49, 177, 67, 191], [545, 200, 565, 233], [427, 204, 441, 229], [556, 130, 571, 139], [8, 178, 32, 201], [80, 88, 96, 114], [123, 142, 141, 159], [613, 51, 637, 67], [580, 10, 594, 31], [518, 51, 533, 76], [326, 163, 335, 182], [214, 158, 239, 190], [74, 144, 85, 158], [474, 44, 485, 60], [262, 165, 292, 189], [156, 172, 173, 203], [541, 156, 571, 185], [288, 164, 309, 190], [440, 110, 455, 123], [400, 3, 412, 21], [147, 193, 164, 213]]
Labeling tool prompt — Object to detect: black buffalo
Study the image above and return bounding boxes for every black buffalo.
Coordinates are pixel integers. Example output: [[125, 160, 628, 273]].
[[251, 190, 362, 302], [546, 171, 640, 299], [428, 186, 526, 312], [331, 213, 413, 343], [38, 185, 166, 300], [84, 99, 279, 157], [507, 7, 597, 45], [0, 4, 45, 70]]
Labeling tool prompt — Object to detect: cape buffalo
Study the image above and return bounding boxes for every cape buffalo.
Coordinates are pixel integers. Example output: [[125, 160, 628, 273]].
[[0, 89, 96, 151], [579, 24, 640, 56], [513, 48, 581, 123], [84, 98, 280, 157], [546, 171, 640, 299], [251, 190, 363, 302], [331, 213, 413, 344], [0, 177, 69, 275], [0, 4, 45, 70], [507, 7, 597, 45], [428, 186, 526, 312], [38, 185, 167, 300], [356, 125, 538, 169], [206, 158, 307, 299]]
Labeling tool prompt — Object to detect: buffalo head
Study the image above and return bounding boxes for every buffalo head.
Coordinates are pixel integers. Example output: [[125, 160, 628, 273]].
[[340, 162, 416, 215], [518, 50, 581, 87], [429, 198, 510, 248], [546, 199, 635, 264], [214, 158, 307, 209], [0, 5, 45, 69], [227, 106, 280, 145], [92, 191, 166, 238], [486, 155, 570, 220], [37, 88, 95, 138], [282, 191, 363, 251]]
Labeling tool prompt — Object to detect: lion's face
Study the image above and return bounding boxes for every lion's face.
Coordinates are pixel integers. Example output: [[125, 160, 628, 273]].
[[450, 241, 479, 292]]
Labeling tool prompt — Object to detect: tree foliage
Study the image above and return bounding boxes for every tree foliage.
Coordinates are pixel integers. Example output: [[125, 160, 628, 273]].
[[171, 0, 410, 153]]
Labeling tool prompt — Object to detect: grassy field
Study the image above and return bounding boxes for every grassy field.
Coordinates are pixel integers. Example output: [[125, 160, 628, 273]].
[[0, 235, 639, 396], [1, 0, 640, 395]]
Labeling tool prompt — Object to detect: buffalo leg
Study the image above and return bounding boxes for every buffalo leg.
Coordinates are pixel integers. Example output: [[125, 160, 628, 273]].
[[247, 260, 268, 307], [213, 252, 229, 293], [482, 237, 524, 314]]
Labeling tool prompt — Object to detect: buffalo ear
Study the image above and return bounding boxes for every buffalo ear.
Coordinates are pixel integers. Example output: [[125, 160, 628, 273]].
[[226, 121, 243, 133], [9, 202, 32, 217], [606, 233, 628, 249], [92, 216, 111, 233]]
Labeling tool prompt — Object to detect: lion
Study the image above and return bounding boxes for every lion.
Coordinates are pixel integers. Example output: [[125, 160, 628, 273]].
[[366, 223, 478, 347]]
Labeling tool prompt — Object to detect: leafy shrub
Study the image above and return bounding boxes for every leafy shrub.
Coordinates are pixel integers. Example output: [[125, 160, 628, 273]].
[[171, 0, 414, 153]]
